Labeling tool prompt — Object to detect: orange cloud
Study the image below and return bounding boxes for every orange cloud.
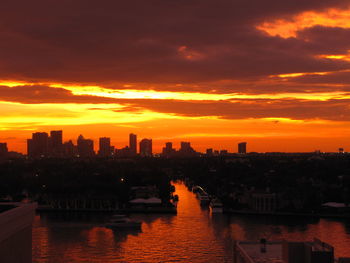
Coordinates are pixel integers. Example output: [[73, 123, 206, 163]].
[[257, 7, 350, 38]]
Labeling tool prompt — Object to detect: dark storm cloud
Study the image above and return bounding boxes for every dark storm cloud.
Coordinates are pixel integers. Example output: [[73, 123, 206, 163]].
[[0, 0, 349, 86]]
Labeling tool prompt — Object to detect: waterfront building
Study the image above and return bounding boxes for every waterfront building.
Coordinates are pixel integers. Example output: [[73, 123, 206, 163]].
[[140, 138, 152, 157], [238, 142, 247, 154], [27, 132, 49, 158], [98, 137, 112, 157], [77, 135, 95, 157], [250, 193, 278, 212], [0, 202, 37, 263], [49, 130, 63, 157], [234, 238, 349, 263], [129, 133, 137, 156]]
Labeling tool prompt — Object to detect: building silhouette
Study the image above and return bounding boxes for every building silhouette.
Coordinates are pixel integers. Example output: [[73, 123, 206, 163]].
[[140, 138, 152, 157], [63, 140, 76, 157], [179, 141, 196, 156], [238, 142, 247, 154], [129, 133, 137, 156], [77, 135, 95, 157], [0, 143, 8, 158], [206, 148, 213, 156], [27, 132, 49, 158], [98, 137, 112, 157], [50, 130, 63, 157], [162, 142, 176, 157]]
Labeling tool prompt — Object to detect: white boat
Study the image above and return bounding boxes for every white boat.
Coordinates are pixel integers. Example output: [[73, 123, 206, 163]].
[[105, 215, 142, 229], [209, 198, 223, 213]]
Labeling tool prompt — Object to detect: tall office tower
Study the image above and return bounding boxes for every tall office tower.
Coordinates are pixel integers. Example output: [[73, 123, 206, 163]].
[[50, 130, 63, 157], [0, 143, 8, 157], [129, 133, 137, 156], [28, 132, 49, 158], [63, 140, 76, 158], [206, 148, 213, 156], [77, 135, 95, 157], [238, 142, 247, 154], [139, 138, 152, 157], [179, 141, 196, 156], [98, 137, 111, 157], [162, 142, 175, 157]]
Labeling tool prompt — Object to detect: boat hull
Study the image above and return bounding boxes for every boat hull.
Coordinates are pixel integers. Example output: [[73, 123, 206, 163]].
[[105, 222, 142, 229], [209, 206, 223, 213]]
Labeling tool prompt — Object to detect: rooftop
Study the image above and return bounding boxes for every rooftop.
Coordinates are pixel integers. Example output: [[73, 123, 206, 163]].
[[0, 204, 16, 213]]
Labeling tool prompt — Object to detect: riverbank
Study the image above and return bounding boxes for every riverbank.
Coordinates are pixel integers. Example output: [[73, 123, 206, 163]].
[[224, 209, 350, 219], [36, 205, 177, 214]]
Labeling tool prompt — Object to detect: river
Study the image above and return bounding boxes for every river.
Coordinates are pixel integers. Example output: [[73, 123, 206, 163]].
[[32, 182, 350, 262]]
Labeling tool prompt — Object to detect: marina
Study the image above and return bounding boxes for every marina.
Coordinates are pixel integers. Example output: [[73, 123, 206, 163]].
[[33, 182, 350, 262]]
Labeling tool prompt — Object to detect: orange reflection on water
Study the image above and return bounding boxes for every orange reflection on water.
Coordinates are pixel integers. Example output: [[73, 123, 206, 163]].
[[32, 183, 350, 262]]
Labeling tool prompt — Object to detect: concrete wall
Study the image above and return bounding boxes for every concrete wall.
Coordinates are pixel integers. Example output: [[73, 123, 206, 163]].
[[0, 203, 37, 263]]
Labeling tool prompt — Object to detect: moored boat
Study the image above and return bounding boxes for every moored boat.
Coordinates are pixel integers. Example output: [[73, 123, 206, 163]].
[[105, 214, 142, 229], [209, 198, 223, 213]]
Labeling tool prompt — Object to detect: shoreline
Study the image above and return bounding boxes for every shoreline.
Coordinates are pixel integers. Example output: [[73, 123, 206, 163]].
[[223, 209, 350, 219]]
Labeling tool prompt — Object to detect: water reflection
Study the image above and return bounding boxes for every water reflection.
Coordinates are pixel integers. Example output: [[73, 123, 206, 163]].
[[33, 182, 350, 262]]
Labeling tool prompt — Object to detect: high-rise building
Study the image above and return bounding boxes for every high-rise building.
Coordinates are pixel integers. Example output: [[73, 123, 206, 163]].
[[179, 141, 196, 156], [27, 132, 49, 157], [206, 148, 213, 156], [98, 137, 111, 157], [238, 142, 247, 154], [162, 142, 176, 157], [139, 138, 152, 157], [77, 135, 95, 157], [129, 133, 137, 156], [0, 143, 8, 158], [63, 140, 76, 158], [50, 130, 63, 157]]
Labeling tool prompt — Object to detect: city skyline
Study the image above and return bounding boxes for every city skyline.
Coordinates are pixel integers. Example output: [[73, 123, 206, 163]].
[[0, 128, 348, 155], [1, 1, 350, 153]]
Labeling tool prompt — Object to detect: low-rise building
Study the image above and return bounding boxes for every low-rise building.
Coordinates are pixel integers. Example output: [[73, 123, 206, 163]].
[[234, 238, 350, 263]]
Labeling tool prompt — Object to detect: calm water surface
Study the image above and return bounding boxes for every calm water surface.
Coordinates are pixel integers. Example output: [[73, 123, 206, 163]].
[[32, 182, 350, 262]]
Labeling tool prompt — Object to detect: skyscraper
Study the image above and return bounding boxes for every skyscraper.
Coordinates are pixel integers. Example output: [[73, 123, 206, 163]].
[[77, 135, 95, 157], [162, 142, 176, 157], [50, 130, 63, 157], [139, 138, 152, 157], [98, 137, 111, 157], [238, 142, 247, 154], [27, 132, 49, 157], [129, 133, 137, 156], [0, 143, 8, 158], [179, 141, 196, 156]]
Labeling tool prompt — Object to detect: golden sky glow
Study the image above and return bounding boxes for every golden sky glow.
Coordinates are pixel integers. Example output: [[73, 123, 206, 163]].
[[2, 80, 350, 102], [1, 79, 350, 153]]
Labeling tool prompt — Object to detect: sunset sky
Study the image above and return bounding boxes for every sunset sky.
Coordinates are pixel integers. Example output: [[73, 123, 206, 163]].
[[1, 0, 350, 153]]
